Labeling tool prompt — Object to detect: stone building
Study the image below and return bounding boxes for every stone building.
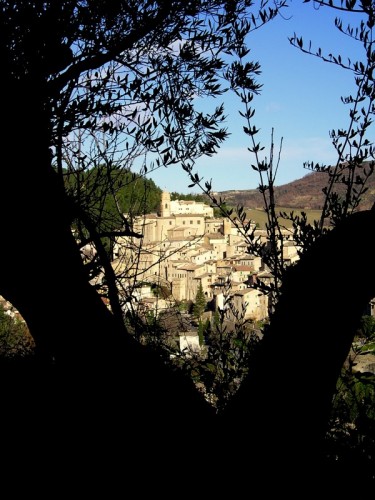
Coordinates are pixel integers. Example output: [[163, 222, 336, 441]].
[[112, 191, 295, 320]]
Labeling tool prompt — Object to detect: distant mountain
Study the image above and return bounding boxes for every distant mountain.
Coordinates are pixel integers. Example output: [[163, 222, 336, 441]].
[[215, 166, 375, 211]]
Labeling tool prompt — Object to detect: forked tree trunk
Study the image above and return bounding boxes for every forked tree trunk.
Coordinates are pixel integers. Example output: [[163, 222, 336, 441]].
[[1, 88, 374, 488]]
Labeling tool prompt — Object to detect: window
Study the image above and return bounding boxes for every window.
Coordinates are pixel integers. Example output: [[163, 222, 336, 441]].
[[190, 220, 193, 224]]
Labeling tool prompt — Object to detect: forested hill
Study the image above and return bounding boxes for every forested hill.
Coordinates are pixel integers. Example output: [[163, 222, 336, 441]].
[[215, 165, 375, 211], [63, 165, 163, 217]]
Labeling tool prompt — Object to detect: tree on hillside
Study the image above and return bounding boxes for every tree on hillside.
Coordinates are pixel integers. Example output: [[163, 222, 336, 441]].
[[193, 282, 207, 321]]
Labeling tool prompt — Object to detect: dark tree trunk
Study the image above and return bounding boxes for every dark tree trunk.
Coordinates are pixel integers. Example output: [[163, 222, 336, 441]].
[[0, 87, 213, 477], [220, 208, 375, 485]]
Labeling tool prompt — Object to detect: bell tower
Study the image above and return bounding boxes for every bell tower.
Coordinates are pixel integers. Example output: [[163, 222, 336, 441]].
[[160, 191, 171, 217]]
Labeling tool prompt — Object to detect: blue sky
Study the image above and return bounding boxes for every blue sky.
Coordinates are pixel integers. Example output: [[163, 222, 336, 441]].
[[147, 1, 369, 194]]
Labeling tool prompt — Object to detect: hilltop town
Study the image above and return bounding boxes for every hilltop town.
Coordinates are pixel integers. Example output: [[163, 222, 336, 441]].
[[2, 189, 374, 365], [110, 191, 299, 338]]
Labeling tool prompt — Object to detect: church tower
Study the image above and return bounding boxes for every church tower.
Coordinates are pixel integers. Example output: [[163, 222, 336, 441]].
[[160, 191, 171, 218], [223, 218, 232, 236]]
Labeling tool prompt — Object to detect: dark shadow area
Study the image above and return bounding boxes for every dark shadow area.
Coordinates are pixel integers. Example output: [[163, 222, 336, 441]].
[[1, 1, 374, 493]]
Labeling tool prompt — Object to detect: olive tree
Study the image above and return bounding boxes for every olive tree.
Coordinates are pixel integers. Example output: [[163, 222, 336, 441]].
[[5, 0, 373, 489], [0, 0, 288, 488]]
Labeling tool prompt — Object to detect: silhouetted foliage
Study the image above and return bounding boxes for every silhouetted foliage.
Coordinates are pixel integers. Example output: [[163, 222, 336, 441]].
[[2, 0, 374, 490], [185, 0, 375, 483], [0, 2, 289, 490]]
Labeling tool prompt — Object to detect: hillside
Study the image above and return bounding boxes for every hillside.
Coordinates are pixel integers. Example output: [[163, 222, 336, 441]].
[[215, 165, 375, 211]]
